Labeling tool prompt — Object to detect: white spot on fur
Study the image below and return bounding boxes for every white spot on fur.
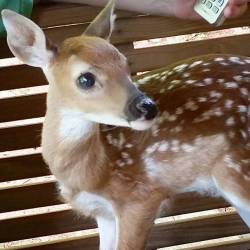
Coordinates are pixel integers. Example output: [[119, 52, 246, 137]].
[[203, 62, 211, 66], [184, 100, 199, 111], [125, 143, 133, 148], [217, 79, 225, 84], [214, 57, 224, 62], [170, 126, 183, 133], [238, 105, 248, 113], [197, 97, 208, 103], [202, 68, 211, 72], [209, 91, 222, 100], [175, 107, 184, 115], [204, 78, 213, 85], [240, 88, 249, 96], [224, 82, 238, 89], [185, 80, 196, 85], [220, 62, 229, 66], [229, 57, 245, 65], [233, 75, 243, 82], [174, 64, 188, 72], [226, 117, 235, 126], [240, 130, 248, 139], [182, 72, 191, 78], [170, 80, 181, 85], [189, 60, 203, 68], [225, 100, 234, 109]]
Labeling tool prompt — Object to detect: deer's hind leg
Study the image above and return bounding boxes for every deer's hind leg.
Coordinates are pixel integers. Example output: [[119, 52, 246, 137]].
[[212, 152, 250, 228]]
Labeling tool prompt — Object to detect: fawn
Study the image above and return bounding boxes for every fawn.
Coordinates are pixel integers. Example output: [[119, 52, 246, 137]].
[[2, 0, 250, 249]]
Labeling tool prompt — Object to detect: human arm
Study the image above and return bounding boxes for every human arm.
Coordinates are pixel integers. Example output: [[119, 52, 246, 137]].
[[53, 0, 248, 20]]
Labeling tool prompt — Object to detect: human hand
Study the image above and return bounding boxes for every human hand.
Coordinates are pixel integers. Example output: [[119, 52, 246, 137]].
[[167, 0, 248, 20], [224, 0, 248, 18]]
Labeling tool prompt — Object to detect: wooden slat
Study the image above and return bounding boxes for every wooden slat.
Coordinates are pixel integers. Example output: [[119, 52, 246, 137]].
[[0, 86, 48, 99], [0, 147, 42, 159], [0, 204, 71, 221], [0, 118, 44, 129], [0, 229, 99, 249], [155, 207, 236, 226], [0, 175, 55, 191]]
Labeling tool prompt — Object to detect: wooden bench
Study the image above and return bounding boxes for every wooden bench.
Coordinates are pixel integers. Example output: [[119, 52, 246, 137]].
[[0, 2, 250, 249]]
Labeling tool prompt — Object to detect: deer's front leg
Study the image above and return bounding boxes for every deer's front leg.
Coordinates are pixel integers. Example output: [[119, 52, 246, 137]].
[[115, 199, 162, 250], [97, 216, 117, 250]]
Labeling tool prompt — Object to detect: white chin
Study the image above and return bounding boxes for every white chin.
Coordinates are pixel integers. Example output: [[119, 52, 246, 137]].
[[130, 119, 155, 131]]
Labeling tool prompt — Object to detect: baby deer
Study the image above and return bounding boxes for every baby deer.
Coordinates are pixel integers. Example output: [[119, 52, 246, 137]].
[[2, 1, 250, 249]]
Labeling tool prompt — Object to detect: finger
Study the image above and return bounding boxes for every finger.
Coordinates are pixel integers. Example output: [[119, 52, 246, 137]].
[[224, 3, 248, 18], [229, 0, 247, 6]]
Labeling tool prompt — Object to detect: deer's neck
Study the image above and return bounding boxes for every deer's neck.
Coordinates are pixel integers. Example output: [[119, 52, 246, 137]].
[[42, 96, 107, 192]]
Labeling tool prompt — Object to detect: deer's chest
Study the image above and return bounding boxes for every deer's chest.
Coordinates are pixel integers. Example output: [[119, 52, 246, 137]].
[[72, 190, 115, 218]]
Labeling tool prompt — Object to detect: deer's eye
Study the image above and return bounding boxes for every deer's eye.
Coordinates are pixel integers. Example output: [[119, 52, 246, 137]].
[[77, 72, 96, 89]]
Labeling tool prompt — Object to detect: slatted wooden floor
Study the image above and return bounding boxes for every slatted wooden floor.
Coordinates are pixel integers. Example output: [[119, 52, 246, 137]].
[[0, 2, 250, 249]]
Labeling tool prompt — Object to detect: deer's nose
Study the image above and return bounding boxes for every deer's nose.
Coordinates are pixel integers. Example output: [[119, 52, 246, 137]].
[[127, 95, 158, 121]]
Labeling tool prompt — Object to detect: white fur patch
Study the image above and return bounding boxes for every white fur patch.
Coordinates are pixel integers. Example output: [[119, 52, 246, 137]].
[[97, 216, 117, 250], [73, 191, 114, 218], [180, 177, 219, 197], [59, 109, 93, 140]]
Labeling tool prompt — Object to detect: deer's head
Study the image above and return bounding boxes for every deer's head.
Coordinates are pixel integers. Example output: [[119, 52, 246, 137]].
[[2, 0, 157, 130]]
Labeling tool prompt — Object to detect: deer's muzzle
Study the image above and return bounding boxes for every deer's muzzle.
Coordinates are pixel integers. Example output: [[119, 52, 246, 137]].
[[126, 94, 158, 122]]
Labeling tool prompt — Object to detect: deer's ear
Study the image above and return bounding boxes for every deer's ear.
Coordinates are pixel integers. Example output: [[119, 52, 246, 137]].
[[84, 0, 116, 40], [1, 9, 56, 68]]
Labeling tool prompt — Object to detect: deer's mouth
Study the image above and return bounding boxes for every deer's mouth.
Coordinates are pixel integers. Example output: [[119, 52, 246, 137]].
[[129, 118, 156, 131]]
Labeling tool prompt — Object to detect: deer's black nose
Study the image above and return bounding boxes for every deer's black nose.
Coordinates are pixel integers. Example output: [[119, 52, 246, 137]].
[[137, 98, 158, 120], [127, 95, 158, 121]]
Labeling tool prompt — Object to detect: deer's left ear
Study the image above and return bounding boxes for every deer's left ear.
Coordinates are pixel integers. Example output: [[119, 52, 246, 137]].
[[1, 9, 56, 68], [84, 0, 116, 40]]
